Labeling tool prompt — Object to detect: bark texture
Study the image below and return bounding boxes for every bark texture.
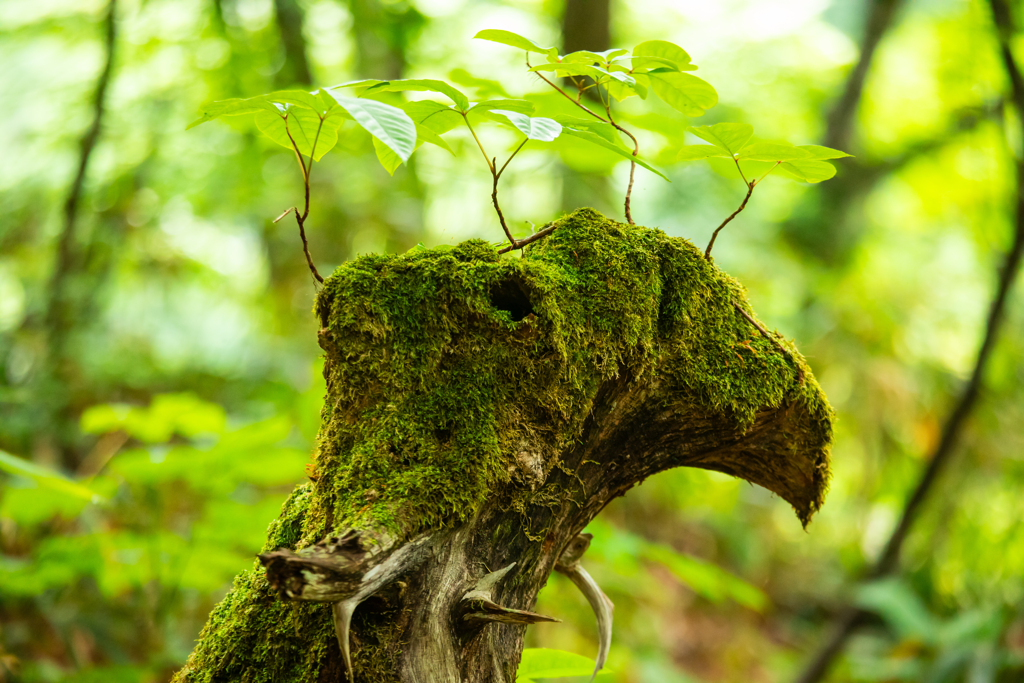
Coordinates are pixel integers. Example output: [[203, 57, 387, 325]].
[[173, 208, 833, 683]]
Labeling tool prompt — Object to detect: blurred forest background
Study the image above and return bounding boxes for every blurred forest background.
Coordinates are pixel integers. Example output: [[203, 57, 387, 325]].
[[2, 0, 1024, 681]]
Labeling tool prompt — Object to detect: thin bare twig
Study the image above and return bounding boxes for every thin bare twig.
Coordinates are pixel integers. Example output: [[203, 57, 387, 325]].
[[497, 222, 557, 255], [529, 57, 608, 122], [732, 304, 804, 384], [489, 140, 532, 247], [490, 157, 516, 247], [465, 112, 528, 247], [283, 120, 323, 284], [528, 55, 643, 224], [599, 85, 639, 225], [706, 183, 753, 259], [531, 58, 642, 224], [497, 138, 529, 179], [794, 3, 1024, 681], [705, 161, 781, 259]]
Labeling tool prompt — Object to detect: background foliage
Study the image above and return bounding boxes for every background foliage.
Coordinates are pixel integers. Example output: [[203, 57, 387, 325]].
[[2, 0, 1024, 681]]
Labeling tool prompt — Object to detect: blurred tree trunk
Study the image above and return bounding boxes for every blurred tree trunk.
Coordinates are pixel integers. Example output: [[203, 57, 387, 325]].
[[341, 0, 427, 255], [273, 0, 313, 86], [560, 0, 615, 217], [34, 0, 118, 470], [782, 0, 905, 264], [348, 0, 422, 81], [793, 3, 1024, 681], [173, 210, 833, 683]]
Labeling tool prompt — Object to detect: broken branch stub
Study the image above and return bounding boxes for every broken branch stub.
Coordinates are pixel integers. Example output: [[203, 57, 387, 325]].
[[173, 209, 833, 683]]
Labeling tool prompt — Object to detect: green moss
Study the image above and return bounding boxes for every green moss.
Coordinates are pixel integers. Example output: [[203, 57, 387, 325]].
[[307, 207, 830, 538], [174, 208, 833, 683]]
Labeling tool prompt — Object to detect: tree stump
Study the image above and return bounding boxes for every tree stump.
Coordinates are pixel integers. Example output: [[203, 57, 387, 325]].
[[172, 208, 833, 683]]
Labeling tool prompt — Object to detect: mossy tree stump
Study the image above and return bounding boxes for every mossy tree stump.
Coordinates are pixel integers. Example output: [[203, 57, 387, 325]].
[[173, 209, 833, 683]]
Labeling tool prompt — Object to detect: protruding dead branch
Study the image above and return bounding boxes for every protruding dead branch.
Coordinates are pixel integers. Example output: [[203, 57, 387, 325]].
[[461, 563, 560, 626], [555, 534, 613, 683]]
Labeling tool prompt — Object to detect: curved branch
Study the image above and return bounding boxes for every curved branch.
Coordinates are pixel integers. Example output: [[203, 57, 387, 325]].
[[794, 4, 1024, 680], [824, 0, 905, 151], [45, 0, 118, 378]]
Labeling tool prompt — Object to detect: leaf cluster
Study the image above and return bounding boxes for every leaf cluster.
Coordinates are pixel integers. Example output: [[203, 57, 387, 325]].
[[679, 122, 851, 183], [187, 29, 852, 269]]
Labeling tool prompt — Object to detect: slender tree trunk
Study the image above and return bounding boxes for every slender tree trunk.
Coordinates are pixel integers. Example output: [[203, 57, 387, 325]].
[[783, 0, 905, 263], [174, 209, 833, 683], [559, 0, 614, 216], [793, 3, 1024, 680], [37, 0, 118, 470], [344, 0, 427, 254], [273, 0, 313, 86]]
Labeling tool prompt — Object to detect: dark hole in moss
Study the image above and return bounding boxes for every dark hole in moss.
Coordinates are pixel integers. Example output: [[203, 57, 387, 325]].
[[434, 428, 452, 444], [489, 276, 534, 322], [388, 444, 411, 467]]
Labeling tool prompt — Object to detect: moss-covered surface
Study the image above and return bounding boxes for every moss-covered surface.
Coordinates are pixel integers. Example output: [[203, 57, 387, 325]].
[[173, 208, 833, 683]]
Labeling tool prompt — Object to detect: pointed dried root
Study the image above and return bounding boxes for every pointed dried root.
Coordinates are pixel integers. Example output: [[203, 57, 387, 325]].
[[556, 534, 614, 683], [461, 562, 560, 626], [260, 530, 438, 682]]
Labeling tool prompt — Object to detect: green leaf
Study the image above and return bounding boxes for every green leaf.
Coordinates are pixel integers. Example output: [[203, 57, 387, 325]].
[[606, 79, 634, 102], [448, 68, 511, 98], [776, 158, 838, 183], [374, 122, 454, 173], [632, 40, 694, 69], [265, 89, 324, 113], [560, 127, 669, 180], [797, 144, 853, 160], [324, 78, 385, 90], [595, 47, 630, 61], [649, 72, 717, 116], [413, 122, 453, 154], [642, 542, 768, 611], [373, 136, 405, 175], [326, 92, 417, 162], [401, 100, 462, 134], [606, 72, 648, 102], [548, 114, 618, 143], [473, 29, 557, 58], [529, 62, 609, 82], [362, 78, 470, 113], [630, 55, 698, 72], [856, 579, 938, 642], [737, 141, 810, 162], [688, 123, 754, 154], [466, 99, 536, 116], [518, 649, 601, 682], [707, 156, 777, 181], [0, 450, 105, 503], [488, 110, 561, 141], [255, 105, 342, 161], [186, 96, 278, 129], [81, 393, 226, 442], [677, 145, 730, 161], [0, 485, 91, 526], [560, 49, 628, 66], [604, 69, 636, 86], [560, 49, 609, 64]]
